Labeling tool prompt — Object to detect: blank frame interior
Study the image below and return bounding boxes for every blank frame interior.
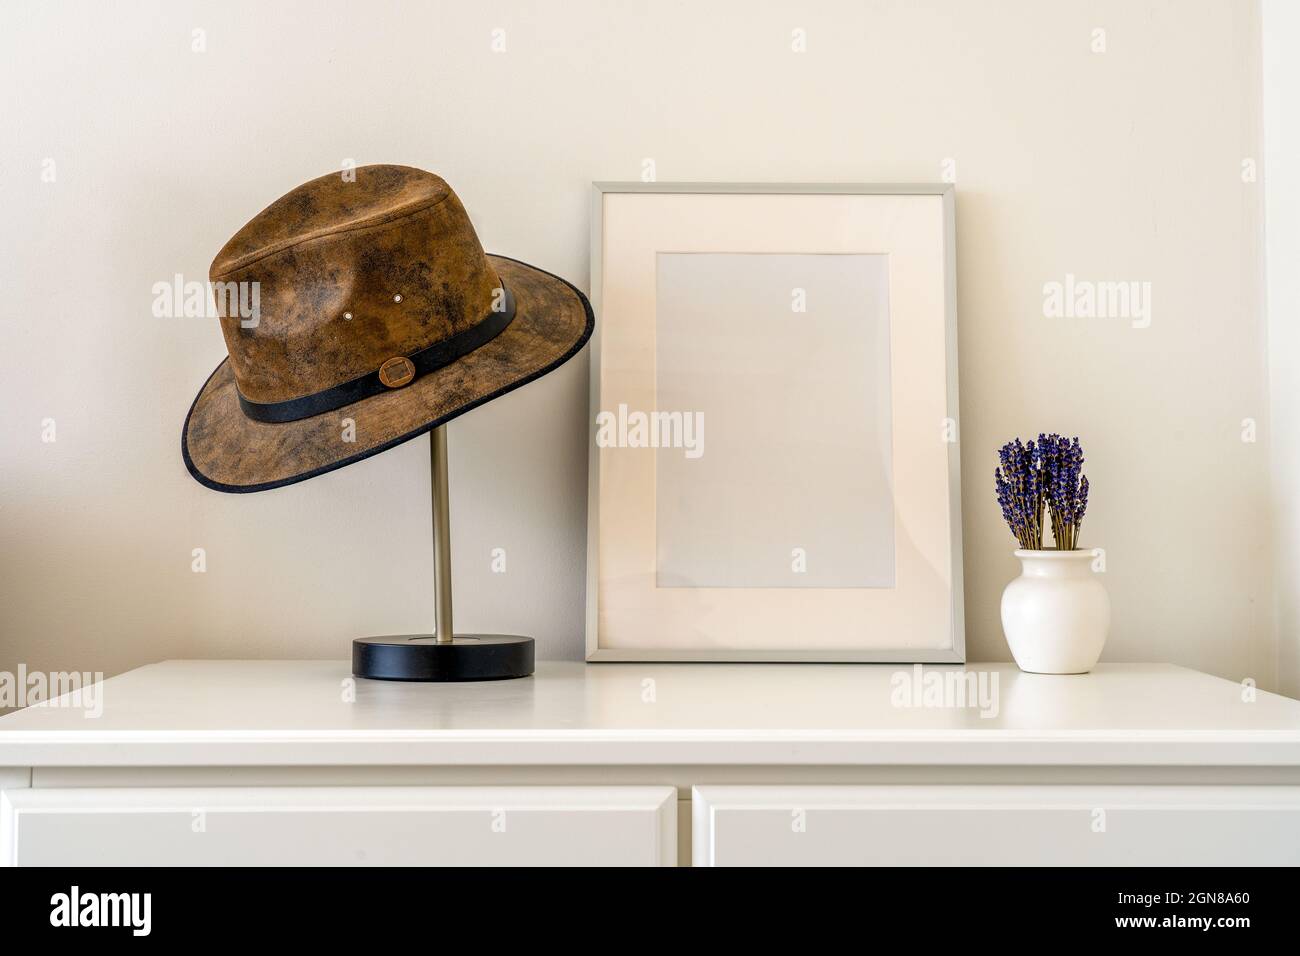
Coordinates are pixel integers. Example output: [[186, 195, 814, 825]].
[[654, 252, 895, 589]]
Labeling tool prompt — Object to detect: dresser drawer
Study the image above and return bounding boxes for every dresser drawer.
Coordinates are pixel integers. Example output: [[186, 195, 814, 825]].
[[693, 785, 1300, 866], [1, 786, 676, 866]]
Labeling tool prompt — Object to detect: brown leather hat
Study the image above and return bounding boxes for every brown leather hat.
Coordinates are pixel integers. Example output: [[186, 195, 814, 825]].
[[183, 164, 592, 492]]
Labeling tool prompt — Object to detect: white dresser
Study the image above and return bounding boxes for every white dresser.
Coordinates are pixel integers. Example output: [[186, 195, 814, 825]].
[[2, 661, 1299, 866]]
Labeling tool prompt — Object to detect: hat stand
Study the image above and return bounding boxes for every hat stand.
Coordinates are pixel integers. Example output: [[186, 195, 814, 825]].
[[351, 426, 535, 681]]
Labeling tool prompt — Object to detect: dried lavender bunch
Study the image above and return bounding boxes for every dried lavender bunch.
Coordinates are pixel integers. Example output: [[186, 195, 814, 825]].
[[1039, 433, 1089, 550], [994, 438, 1044, 550]]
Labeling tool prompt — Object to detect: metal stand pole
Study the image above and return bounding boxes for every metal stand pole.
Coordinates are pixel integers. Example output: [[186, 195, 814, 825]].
[[430, 426, 454, 643], [350, 422, 533, 681]]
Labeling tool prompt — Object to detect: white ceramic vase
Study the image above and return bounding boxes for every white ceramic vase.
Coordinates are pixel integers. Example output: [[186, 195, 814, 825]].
[[1000, 549, 1110, 675]]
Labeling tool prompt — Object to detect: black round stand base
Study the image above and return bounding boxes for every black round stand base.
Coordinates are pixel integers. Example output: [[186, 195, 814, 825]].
[[352, 634, 535, 682]]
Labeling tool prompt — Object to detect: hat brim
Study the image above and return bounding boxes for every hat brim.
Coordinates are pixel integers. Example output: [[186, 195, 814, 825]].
[[182, 255, 593, 493]]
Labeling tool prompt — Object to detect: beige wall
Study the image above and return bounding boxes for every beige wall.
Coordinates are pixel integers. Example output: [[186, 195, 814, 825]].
[[1264, 0, 1300, 697], [0, 1, 1275, 685]]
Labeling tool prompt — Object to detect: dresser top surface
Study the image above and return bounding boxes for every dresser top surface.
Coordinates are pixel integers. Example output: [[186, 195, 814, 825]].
[[2, 661, 1298, 767]]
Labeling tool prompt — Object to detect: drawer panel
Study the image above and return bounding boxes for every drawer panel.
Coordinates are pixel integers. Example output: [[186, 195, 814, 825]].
[[693, 785, 1300, 866], [1, 786, 675, 866]]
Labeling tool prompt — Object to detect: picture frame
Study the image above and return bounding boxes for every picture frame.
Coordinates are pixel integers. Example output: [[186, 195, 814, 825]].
[[586, 183, 963, 662]]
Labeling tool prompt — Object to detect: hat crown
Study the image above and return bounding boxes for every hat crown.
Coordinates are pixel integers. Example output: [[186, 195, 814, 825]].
[[210, 165, 501, 405]]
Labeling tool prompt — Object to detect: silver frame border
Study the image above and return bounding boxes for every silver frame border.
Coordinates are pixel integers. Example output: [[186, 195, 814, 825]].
[[585, 182, 964, 663]]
